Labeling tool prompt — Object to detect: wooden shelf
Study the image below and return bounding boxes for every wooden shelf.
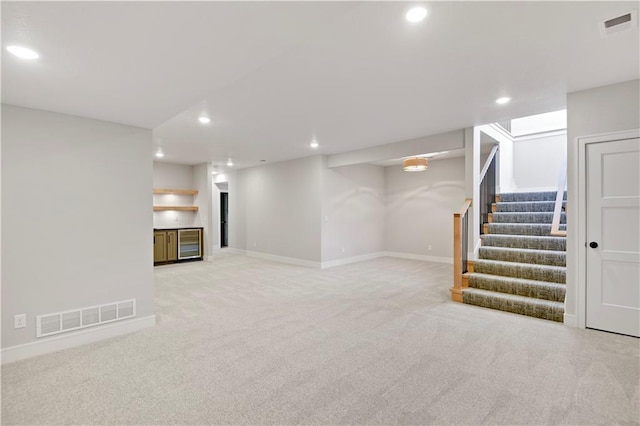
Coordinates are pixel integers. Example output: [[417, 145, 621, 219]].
[[153, 188, 199, 212], [153, 206, 198, 212], [153, 188, 198, 196]]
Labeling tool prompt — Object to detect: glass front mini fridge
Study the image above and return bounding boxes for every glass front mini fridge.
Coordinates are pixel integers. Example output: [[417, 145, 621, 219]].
[[177, 228, 202, 260]]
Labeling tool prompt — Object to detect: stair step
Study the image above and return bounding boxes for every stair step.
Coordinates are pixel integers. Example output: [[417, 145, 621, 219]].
[[467, 273, 566, 302], [491, 212, 566, 224], [498, 191, 566, 202], [462, 288, 564, 322], [473, 259, 566, 284], [479, 246, 566, 266], [494, 201, 562, 213], [481, 235, 567, 251], [485, 223, 567, 236]]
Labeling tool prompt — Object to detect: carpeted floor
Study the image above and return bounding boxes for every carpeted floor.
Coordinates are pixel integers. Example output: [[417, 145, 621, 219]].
[[2, 253, 639, 425]]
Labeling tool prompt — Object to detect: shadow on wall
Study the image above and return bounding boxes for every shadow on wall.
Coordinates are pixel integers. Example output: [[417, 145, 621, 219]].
[[326, 186, 384, 210], [385, 181, 466, 210]]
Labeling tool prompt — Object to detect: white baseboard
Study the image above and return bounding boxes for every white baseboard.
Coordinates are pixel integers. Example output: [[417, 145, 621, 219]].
[[321, 252, 385, 269], [245, 250, 321, 268], [224, 247, 246, 255], [563, 313, 578, 327], [226, 248, 452, 267], [1, 315, 156, 364], [384, 251, 453, 264]]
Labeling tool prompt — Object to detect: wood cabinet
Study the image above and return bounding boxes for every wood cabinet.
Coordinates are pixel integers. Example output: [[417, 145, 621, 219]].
[[166, 230, 177, 261], [154, 228, 202, 265], [153, 231, 167, 263]]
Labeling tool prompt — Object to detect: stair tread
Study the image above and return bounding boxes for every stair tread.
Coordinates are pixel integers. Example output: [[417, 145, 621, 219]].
[[487, 223, 567, 229], [478, 246, 566, 266], [498, 191, 566, 202], [483, 234, 566, 241], [466, 272, 566, 288], [490, 212, 566, 225], [463, 287, 564, 308], [474, 258, 566, 271], [496, 200, 564, 204], [492, 212, 565, 219], [482, 234, 567, 248], [479, 246, 566, 256]]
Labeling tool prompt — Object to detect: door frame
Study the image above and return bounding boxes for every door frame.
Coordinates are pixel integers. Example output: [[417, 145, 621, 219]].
[[577, 128, 640, 329]]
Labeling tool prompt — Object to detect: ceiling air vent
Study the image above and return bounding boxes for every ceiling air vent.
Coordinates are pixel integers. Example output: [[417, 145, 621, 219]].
[[601, 10, 637, 37]]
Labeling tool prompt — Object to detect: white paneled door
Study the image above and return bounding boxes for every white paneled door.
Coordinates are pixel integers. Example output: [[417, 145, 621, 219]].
[[586, 137, 640, 337]]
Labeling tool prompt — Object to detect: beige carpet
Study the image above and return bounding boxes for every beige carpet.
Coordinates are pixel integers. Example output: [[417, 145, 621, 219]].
[[2, 253, 639, 425]]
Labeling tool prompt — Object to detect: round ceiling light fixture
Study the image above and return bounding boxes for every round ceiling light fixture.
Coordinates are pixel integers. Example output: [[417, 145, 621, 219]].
[[495, 97, 512, 105], [403, 157, 428, 172], [310, 140, 319, 149], [198, 116, 211, 124], [406, 7, 428, 23], [226, 159, 234, 167], [155, 148, 164, 158], [6, 45, 39, 60]]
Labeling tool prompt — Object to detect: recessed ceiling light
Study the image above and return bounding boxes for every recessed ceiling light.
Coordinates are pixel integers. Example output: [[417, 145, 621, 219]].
[[6, 45, 39, 60], [310, 140, 319, 149], [198, 116, 211, 124], [495, 97, 511, 105], [406, 7, 428, 23], [227, 159, 234, 167], [155, 148, 164, 158]]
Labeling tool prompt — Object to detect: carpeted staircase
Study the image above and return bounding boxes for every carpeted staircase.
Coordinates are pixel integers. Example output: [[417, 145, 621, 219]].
[[462, 191, 567, 322]]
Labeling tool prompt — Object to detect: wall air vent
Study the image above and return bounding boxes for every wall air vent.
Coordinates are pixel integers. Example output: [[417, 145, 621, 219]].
[[36, 299, 136, 338], [601, 10, 637, 37]]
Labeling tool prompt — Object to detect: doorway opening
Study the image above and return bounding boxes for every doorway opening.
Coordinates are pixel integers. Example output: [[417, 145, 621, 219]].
[[220, 192, 228, 248]]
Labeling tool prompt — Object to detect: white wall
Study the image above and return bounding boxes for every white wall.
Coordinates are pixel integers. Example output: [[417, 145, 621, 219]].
[[385, 156, 465, 260], [322, 162, 385, 263], [230, 155, 323, 263], [2, 105, 154, 349], [192, 163, 214, 259], [152, 162, 196, 228], [566, 79, 640, 325], [512, 131, 566, 192], [153, 162, 193, 189]]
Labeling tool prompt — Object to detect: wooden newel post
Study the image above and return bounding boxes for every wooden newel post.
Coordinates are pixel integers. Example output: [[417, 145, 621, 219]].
[[451, 198, 471, 303], [451, 212, 463, 302]]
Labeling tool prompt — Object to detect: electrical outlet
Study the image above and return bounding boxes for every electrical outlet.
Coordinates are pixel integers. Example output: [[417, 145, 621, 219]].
[[14, 314, 26, 329], [428, 245, 433, 251], [341, 247, 345, 253], [253, 242, 257, 247]]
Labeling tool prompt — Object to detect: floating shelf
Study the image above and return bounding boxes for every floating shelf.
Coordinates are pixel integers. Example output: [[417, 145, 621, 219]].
[[153, 188, 199, 196], [153, 206, 199, 212]]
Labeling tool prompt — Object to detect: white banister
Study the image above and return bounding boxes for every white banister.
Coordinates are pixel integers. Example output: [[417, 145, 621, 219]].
[[551, 146, 567, 237]]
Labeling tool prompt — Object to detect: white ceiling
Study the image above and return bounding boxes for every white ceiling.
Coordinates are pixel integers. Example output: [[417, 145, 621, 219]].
[[3, 2, 639, 170]]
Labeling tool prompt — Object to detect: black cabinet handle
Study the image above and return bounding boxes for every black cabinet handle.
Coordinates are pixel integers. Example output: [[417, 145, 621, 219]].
[[589, 241, 598, 249]]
